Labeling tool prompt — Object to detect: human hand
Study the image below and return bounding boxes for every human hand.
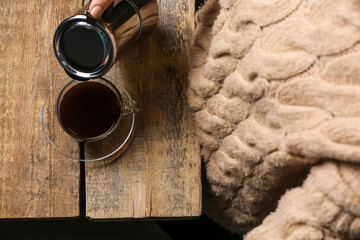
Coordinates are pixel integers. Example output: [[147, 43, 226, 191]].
[[89, 0, 114, 18]]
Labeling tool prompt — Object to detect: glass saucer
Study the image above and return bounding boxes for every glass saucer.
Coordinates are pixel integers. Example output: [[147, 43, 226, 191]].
[[42, 75, 136, 162]]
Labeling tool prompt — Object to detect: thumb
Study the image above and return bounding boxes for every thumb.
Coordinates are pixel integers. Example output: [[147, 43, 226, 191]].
[[89, 0, 114, 18]]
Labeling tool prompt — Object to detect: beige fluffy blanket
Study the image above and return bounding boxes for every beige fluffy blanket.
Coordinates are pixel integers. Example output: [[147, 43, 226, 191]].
[[187, 0, 360, 239]]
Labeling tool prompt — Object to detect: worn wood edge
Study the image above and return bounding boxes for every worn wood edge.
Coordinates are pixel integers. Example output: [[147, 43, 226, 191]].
[[0, 216, 81, 222], [86, 215, 201, 222]]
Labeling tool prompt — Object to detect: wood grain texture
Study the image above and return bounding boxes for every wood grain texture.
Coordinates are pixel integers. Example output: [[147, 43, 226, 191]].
[[85, 0, 201, 219], [0, 0, 80, 218]]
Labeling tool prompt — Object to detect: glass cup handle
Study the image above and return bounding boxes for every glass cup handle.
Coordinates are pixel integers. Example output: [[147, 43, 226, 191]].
[[122, 100, 139, 116]]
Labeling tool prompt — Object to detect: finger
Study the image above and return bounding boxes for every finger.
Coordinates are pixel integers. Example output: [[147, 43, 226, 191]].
[[89, 0, 114, 18]]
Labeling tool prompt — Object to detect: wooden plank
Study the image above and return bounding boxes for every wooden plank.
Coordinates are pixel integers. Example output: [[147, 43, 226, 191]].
[[0, 0, 81, 218], [85, 0, 201, 219]]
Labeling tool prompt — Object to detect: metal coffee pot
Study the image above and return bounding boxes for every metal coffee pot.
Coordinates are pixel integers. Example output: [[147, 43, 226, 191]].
[[53, 0, 159, 80]]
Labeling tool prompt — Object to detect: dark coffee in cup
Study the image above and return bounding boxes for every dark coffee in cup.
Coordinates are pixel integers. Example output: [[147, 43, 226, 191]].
[[57, 81, 121, 140], [56, 78, 138, 142]]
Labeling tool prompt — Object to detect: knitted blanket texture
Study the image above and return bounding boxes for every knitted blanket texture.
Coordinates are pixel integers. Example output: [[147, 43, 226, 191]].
[[187, 0, 360, 239]]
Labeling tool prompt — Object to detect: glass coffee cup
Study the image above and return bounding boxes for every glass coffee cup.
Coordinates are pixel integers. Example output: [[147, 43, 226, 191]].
[[42, 76, 138, 161], [56, 77, 138, 142]]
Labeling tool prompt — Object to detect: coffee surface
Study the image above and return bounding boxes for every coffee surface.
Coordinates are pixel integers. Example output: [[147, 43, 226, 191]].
[[58, 81, 121, 139]]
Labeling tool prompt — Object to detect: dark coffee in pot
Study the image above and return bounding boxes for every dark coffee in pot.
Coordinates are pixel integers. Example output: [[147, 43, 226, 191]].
[[59, 26, 106, 71]]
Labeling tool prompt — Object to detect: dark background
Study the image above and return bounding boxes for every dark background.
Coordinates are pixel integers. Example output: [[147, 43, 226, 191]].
[[0, 0, 243, 239], [0, 214, 242, 240]]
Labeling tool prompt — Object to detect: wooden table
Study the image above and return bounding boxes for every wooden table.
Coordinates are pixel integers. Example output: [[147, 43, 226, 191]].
[[0, 0, 201, 220]]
